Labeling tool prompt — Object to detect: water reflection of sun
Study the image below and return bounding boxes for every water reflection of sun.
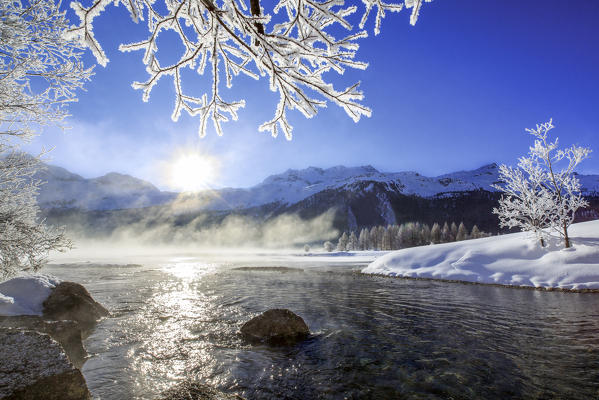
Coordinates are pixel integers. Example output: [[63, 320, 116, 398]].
[[162, 261, 219, 281]]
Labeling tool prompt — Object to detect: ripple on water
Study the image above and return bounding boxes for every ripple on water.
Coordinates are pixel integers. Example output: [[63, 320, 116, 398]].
[[45, 261, 599, 400]]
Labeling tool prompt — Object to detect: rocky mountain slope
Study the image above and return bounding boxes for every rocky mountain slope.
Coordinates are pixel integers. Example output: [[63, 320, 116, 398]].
[[38, 162, 599, 238], [37, 162, 599, 211]]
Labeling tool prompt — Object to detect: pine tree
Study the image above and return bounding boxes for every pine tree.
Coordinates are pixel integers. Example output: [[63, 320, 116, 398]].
[[347, 231, 358, 251], [388, 225, 400, 249], [420, 224, 431, 244], [375, 226, 384, 249], [357, 229, 365, 250], [430, 223, 441, 244], [450, 222, 458, 242], [456, 222, 468, 241], [381, 228, 392, 250], [369, 227, 378, 250], [337, 232, 349, 251], [396, 225, 406, 249], [441, 222, 451, 243], [470, 225, 481, 239]]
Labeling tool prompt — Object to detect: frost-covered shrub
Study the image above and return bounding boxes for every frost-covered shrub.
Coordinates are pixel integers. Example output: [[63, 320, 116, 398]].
[[493, 119, 591, 248]]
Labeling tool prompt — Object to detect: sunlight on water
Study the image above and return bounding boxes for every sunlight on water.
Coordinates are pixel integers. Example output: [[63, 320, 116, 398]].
[[161, 261, 220, 280], [45, 259, 599, 400]]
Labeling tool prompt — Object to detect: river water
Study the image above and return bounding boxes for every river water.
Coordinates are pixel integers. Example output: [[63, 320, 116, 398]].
[[45, 252, 599, 400]]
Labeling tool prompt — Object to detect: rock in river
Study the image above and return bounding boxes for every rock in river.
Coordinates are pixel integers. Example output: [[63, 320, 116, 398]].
[[0, 329, 90, 400], [160, 381, 244, 400], [0, 316, 86, 369], [240, 309, 309, 344], [42, 281, 109, 334]]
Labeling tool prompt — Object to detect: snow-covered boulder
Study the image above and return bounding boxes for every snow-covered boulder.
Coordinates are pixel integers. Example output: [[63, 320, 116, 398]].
[[241, 309, 309, 344], [0, 329, 90, 399], [0, 275, 61, 316], [0, 276, 108, 372], [42, 281, 109, 333], [0, 276, 108, 334], [362, 220, 599, 291]]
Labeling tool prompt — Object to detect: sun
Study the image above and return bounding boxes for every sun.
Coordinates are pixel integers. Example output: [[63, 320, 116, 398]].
[[169, 153, 219, 192]]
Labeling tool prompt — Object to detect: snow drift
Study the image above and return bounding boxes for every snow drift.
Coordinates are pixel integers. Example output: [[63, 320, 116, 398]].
[[0, 275, 61, 316], [362, 220, 599, 290]]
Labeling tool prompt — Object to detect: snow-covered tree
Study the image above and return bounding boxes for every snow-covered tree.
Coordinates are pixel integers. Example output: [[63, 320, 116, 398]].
[[441, 222, 450, 243], [492, 159, 553, 246], [430, 222, 440, 243], [67, 0, 432, 139], [526, 120, 591, 248], [1, 0, 91, 278], [347, 231, 358, 250], [323, 240, 334, 252], [337, 231, 348, 251], [450, 222, 458, 242], [377, 225, 386, 249], [470, 224, 480, 239], [358, 228, 369, 250], [303, 244, 310, 252], [396, 224, 406, 248], [1, 0, 92, 140], [369, 226, 378, 249], [493, 119, 591, 248], [381, 227, 392, 250], [403, 222, 420, 247], [420, 223, 431, 244], [456, 222, 467, 241], [0, 151, 72, 279]]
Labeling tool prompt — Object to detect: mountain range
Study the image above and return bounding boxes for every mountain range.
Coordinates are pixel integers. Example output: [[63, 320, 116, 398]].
[[36, 162, 599, 210], [38, 162, 599, 238]]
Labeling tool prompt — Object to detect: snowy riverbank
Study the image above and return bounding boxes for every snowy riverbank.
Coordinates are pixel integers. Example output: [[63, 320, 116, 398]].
[[0, 275, 61, 316], [362, 220, 599, 291]]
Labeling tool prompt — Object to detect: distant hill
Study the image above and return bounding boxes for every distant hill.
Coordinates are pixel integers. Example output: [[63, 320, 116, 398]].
[[34, 164, 177, 210], [38, 161, 599, 240]]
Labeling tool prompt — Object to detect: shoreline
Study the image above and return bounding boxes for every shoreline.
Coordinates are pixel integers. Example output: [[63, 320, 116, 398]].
[[360, 271, 599, 294]]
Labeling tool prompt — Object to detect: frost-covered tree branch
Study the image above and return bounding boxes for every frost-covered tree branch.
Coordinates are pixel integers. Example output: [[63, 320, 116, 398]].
[[492, 119, 592, 248], [0, 0, 91, 277], [0, 0, 93, 140], [0, 148, 72, 279], [67, 0, 432, 139]]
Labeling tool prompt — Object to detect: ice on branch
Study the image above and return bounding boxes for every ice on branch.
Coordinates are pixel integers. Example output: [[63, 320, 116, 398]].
[[0, 0, 85, 277], [68, 0, 432, 138], [493, 119, 592, 249]]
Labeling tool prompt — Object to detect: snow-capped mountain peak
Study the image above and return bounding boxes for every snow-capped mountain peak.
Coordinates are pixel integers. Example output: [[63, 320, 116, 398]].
[[35, 160, 599, 212]]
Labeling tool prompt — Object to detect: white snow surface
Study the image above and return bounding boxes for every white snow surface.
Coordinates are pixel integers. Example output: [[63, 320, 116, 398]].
[[0, 275, 61, 316], [362, 220, 599, 290]]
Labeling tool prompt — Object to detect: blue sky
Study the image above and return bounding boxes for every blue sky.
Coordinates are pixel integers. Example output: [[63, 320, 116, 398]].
[[24, 0, 599, 190]]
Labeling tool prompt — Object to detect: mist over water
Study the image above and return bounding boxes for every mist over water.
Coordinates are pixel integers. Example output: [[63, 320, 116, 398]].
[[50, 203, 340, 250], [45, 253, 599, 400]]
